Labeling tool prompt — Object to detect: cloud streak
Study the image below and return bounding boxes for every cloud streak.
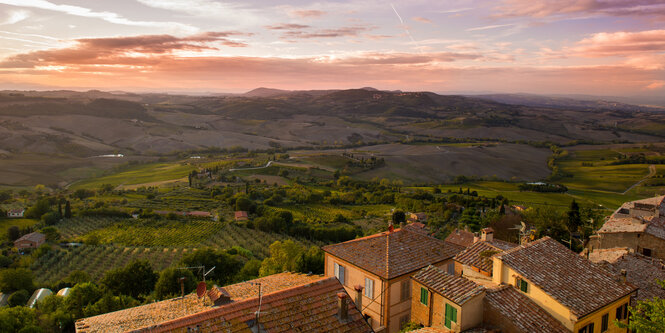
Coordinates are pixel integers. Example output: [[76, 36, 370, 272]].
[[0, 0, 197, 32]]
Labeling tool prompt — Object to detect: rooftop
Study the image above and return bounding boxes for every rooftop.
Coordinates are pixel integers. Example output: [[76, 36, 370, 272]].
[[444, 229, 475, 248], [15, 232, 45, 244], [75, 272, 323, 333], [484, 285, 570, 333], [106, 277, 371, 333], [496, 237, 637, 319], [323, 228, 464, 279], [454, 239, 518, 273], [588, 248, 665, 302], [412, 265, 485, 305], [597, 195, 665, 239]]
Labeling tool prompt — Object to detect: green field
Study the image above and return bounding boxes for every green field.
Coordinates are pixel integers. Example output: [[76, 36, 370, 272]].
[[70, 162, 197, 190], [0, 218, 38, 240]]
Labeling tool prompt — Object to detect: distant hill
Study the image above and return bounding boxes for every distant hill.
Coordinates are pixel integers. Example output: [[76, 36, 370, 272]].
[[475, 93, 665, 113]]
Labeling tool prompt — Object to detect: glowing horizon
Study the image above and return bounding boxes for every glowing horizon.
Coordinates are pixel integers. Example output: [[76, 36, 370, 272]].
[[0, 0, 664, 96]]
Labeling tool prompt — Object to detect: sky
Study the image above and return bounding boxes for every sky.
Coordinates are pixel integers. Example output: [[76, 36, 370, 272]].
[[0, 0, 664, 96]]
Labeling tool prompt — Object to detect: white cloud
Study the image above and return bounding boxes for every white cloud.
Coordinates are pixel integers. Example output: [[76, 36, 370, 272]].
[[135, 0, 259, 25], [466, 24, 514, 32], [1, 9, 30, 25], [0, 0, 198, 33]]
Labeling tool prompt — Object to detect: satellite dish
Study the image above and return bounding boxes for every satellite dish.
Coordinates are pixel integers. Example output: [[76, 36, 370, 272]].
[[196, 281, 207, 298]]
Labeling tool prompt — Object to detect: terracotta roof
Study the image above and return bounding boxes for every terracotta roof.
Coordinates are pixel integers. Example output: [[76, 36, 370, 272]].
[[454, 240, 518, 273], [136, 277, 371, 333], [589, 248, 665, 302], [323, 228, 464, 279], [75, 272, 322, 333], [402, 222, 428, 234], [445, 229, 475, 248], [496, 237, 637, 318], [484, 285, 571, 333], [410, 328, 491, 333], [186, 211, 211, 217], [15, 232, 45, 244], [412, 265, 485, 305]]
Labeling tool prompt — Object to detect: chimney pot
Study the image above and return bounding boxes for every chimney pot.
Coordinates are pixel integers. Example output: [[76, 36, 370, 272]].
[[353, 285, 363, 311], [620, 269, 627, 283], [337, 293, 349, 322]]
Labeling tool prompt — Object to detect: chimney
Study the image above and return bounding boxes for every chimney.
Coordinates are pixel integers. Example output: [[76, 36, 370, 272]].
[[337, 293, 349, 322], [179, 277, 186, 299], [473, 232, 480, 244], [388, 220, 394, 232], [481, 228, 494, 242], [620, 269, 627, 283], [353, 285, 363, 311]]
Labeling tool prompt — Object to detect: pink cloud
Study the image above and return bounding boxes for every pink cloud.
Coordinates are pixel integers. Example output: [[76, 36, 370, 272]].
[[412, 16, 432, 24], [494, 0, 665, 18], [291, 10, 326, 18], [573, 29, 665, 57], [645, 81, 665, 90]]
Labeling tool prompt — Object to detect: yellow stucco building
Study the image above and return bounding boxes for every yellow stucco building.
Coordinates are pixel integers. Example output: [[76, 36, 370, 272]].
[[322, 225, 464, 333]]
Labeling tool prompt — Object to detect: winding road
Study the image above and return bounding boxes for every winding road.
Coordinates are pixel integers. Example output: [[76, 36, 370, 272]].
[[623, 164, 656, 195]]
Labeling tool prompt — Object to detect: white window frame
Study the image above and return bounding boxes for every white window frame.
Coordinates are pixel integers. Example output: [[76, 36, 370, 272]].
[[364, 277, 374, 298], [334, 262, 345, 284]]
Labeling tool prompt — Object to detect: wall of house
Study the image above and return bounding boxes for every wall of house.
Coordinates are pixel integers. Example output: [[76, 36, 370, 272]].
[[573, 294, 631, 333], [386, 274, 413, 333], [409, 280, 484, 332], [638, 233, 665, 260], [492, 257, 574, 330], [460, 293, 484, 331], [15, 240, 37, 249], [325, 254, 384, 331], [588, 232, 665, 261]]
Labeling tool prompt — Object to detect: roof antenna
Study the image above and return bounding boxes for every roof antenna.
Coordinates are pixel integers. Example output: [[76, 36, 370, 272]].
[[248, 282, 267, 332]]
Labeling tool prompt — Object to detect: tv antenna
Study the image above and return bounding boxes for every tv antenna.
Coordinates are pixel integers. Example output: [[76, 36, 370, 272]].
[[178, 265, 215, 282], [248, 282, 267, 332], [509, 221, 529, 245]]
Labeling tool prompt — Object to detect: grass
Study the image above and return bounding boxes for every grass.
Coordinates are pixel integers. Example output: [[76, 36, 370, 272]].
[[0, 218, 38, 240], [70, 162, 197, 190]]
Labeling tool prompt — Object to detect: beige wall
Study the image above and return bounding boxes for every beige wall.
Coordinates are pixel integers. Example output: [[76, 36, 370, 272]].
[[588, 231, 665, 260], [460, 293, 484, 331]]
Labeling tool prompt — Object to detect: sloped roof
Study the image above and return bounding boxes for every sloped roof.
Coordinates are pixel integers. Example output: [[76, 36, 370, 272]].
[[454, 239, 518, 273], [15, 232, 45, 244], [444, 229, 475, 248], [484, 286, 571, 333], [137, 277, 372, 333], [323, 228, 464, 279], [589, 248, 665, 302], [412, 265, 484, 305], [75, 273, 323, 333], [496, 237, 637, 318]]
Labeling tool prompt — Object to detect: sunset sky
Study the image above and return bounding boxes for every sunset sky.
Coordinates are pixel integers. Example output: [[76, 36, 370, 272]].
[[0, 0, 664, 96]]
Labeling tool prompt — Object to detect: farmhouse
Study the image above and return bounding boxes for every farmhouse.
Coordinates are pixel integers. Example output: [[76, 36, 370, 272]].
[[234, 210, 249, 221], [586, 195, 665, 260], [75, 272, 371, 333], [14, 232, 46, 250], [6, 208, 24, 218], [322, 225, 464, 333]]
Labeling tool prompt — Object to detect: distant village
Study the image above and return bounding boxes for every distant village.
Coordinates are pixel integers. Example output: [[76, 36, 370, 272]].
[[57, 195, 665, 333]]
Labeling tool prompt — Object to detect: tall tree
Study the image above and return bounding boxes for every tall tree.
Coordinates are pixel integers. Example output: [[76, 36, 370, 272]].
[[618, 280, 665, 333], [64, 201, 72, 218], [567, 200, 581, 248]]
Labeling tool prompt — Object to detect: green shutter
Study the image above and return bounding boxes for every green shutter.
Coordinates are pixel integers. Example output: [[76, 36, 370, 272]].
[[420, 287, 428, 305], [445, 303, 457, 329], [520, 279, 528, 293]]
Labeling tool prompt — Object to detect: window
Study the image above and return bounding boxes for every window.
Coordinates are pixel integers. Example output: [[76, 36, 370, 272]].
[[601, 313, 609, 332], [516, 277, 528, 293], [400, 280, 411, 302], [616, 303, 628, 321], [447, 263, 455, 275], [578, 323, 594, 333], [643, 248, 652, 257], [420, 287, 428, 305], [334, 263, 345, 284], [399, 314, 410, 329], [364, 278, 374, 298], [444, 303, 458, 329]]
